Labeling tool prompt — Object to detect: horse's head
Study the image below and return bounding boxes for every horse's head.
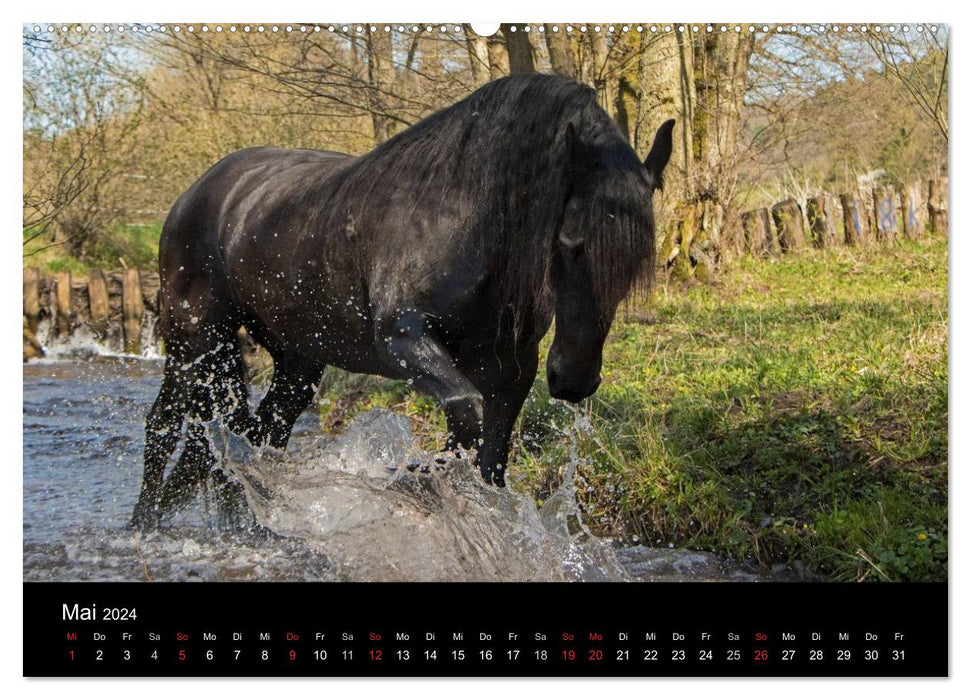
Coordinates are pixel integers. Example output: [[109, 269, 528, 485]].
[[547, 118, 674, 403]]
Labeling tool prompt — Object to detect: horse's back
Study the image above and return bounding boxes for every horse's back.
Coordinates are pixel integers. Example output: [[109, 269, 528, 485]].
[[157, 147, 353, 344], [163, 146, 351, 236]]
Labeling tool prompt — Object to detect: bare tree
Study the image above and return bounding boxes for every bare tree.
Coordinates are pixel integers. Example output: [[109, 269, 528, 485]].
[[863, 25, 948, 143], [23, 33, 146, 259]]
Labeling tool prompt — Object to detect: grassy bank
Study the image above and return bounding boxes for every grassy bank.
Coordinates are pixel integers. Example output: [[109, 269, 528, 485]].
[[23, 222, 162, 275], [317, 234, 948, 582]]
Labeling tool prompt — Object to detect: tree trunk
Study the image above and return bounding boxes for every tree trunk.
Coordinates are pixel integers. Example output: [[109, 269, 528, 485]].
[[589, 32, 615, 119], [464, 25, 492, 87], [367, 29, 396, 144], [634, 30, 689, 223], [501, 25, 535, 74], [545, 26, 576, 78], [690, 30, 754, 202], [674, 30, 697, 196], [614, 31, 640, 144]]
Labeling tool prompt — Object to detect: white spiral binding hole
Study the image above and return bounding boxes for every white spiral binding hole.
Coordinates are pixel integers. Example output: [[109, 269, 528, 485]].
[[27, 23, 938, 36]]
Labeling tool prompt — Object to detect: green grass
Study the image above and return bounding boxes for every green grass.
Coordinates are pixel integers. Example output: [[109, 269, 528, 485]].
[[23, 221, 162, 274], [316, 233, 948, 582]]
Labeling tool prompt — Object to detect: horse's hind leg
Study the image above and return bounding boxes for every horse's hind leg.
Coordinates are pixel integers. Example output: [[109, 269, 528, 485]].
[[158, 334, 255, 518], [157, 421, 214, 515], [132, 360, 190, 530]]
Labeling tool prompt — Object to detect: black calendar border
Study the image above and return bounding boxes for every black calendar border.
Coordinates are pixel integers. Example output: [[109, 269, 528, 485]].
[[23, 581, 948, 678]]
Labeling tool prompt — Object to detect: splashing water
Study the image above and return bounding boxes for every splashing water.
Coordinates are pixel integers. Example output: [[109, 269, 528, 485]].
[[217, 406, 630, 582], [24, 359, 769, 582]]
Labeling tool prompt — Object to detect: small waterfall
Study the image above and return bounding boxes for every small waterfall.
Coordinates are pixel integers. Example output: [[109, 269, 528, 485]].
[[138, 311, 162, 359]]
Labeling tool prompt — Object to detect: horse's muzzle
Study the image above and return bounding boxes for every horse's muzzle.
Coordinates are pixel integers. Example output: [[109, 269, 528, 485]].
[[547, 367, 602, 403]]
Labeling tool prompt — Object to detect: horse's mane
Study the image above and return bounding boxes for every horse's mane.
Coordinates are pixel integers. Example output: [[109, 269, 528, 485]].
[[319, 73, 656, 331]]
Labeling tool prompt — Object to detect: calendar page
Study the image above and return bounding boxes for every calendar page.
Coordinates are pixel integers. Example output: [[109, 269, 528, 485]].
[[21, 19, 948, 678]]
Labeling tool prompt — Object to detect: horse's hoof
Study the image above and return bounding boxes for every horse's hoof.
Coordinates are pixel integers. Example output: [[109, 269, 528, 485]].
[[130, 508, 161, 532]]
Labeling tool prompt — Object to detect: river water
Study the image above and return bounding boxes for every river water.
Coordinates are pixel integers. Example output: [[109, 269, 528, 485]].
[[23, 355, 765, 583]]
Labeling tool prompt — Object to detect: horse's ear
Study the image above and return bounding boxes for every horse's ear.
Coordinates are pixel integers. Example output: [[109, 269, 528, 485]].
[[644, 119, 675, 191], [565, 122, 594, 182]]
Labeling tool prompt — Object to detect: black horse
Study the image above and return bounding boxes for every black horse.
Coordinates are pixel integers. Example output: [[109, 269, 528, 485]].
[[132, 74, 673, 529]]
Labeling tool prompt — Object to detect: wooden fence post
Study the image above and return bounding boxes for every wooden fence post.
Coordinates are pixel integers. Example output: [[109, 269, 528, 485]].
[[122, 268, 144, 354], [806, 196, 838, 248], [771, 199, 806, 252], [840, 194, 867, 245], [872, 185, 899, 243], [903, 182, 926, 239], [741, 208, 777, 256], [928, 178, 948, 234], [88, 269, 110, 338], [55, 270, 72, 339], [23, 267, 40, 335]]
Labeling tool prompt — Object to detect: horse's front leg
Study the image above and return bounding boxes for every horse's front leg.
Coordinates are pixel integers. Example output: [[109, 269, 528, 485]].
[[379, 311, 483, 456], [478, 352, 539, 487]]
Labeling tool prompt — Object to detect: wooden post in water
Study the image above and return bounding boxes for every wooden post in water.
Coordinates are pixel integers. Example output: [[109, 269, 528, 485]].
[[23, 326, 44, 361], [928, 178, 948, 234], [88, 269, 110, 338], [23, 267, 40, 335], [872, 185, 899, 243], [903, 182, 926, 239], [122, 268, 144, 355], [771, 199, 805, 252], [806, 196, 837, 248], [55, 270, 72, 339]]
